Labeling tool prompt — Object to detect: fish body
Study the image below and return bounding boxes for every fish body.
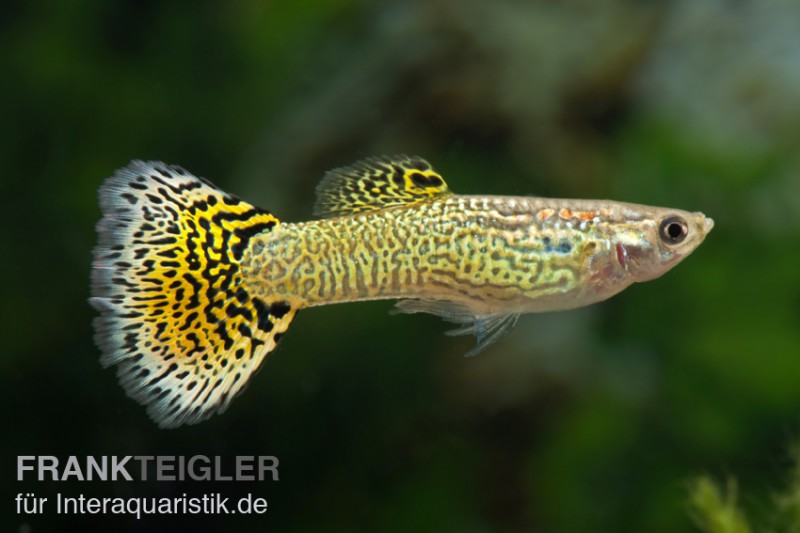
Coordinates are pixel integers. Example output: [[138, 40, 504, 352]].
[[90, 156, 713, 427], [254, 194, 710, 314]]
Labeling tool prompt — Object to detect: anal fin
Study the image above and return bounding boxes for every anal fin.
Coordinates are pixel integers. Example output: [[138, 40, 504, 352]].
[[392, 299, 520, 357]]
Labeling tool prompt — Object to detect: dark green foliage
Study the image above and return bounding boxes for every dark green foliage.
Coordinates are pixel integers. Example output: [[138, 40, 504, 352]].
[[2, 1, 799, 531]]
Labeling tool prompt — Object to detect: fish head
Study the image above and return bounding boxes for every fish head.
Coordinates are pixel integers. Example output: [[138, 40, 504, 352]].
[[613, 207, 714, 283]]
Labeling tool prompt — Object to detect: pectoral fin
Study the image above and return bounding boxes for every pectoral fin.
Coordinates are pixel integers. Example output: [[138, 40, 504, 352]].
[[392, 299, 520, 357]]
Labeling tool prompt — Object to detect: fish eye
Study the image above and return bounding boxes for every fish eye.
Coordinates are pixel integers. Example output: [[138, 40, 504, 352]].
[[659, 216, 688, 245]]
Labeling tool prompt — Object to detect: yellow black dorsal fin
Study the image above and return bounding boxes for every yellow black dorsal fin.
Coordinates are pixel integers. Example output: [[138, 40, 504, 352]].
[[313, 155, 451, 218]]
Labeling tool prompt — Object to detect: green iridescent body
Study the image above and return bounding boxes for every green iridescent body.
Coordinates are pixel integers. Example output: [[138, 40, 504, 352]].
[[248, 196, 632, 314], [91, 155, 712, 427]]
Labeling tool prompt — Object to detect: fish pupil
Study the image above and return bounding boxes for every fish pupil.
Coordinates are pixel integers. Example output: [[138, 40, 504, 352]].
[[660, 216, 688, 244], [667, 224, 683, 239]]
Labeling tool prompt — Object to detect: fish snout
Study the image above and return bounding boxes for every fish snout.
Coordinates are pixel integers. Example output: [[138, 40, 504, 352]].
[[703, 216, 715, 234]]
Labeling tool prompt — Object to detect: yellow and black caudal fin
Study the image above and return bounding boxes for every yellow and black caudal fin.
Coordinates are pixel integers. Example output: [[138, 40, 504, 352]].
[[90, 161, 296, 428], [313, 155, 451, 218]]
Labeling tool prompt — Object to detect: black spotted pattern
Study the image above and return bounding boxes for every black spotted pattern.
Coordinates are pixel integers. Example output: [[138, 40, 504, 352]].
[[90, 161, 295, 428], [313, 155, 451, 218]]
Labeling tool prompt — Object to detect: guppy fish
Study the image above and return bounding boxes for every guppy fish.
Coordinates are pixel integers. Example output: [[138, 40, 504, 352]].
[[90, 156, 713, 428]]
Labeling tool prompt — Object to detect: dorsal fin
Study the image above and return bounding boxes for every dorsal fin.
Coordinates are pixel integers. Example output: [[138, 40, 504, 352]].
[[313, 155, 451, 218]]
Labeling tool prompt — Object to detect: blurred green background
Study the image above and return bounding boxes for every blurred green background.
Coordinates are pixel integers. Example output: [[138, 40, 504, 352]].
[[2, 1, 800, 531]]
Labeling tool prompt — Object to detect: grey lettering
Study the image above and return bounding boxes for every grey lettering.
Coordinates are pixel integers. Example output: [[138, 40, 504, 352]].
[[17, 456, 35, 481], [87, 456, 107, 481], [38, 456, 59, 481], [188, 455, 210, 481], [61, 456, 84, 481], [214, 456, 232, 481], [134, 456, 154, 481], [259, 456, 279, 481], [111, 456, 133, 481], [236, 456, 255, 481], [157, 456, 175, 481]]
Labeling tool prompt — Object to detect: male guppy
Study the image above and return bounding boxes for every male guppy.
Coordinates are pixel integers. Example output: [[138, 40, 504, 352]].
[[91, 156, 713, 428]]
